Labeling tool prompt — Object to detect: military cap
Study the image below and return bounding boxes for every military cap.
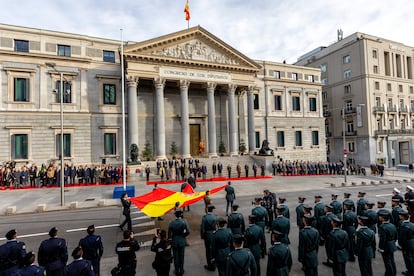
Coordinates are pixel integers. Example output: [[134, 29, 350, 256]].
[[233, 234, 244, 244], [279, 197, 286, 203], [248, 215, 257, 222], [331, 194, 338, 197], [344, 192, 351, 197], [271, 230, 284, 239], [48, 227, 58, 237], [174, 210, 183, 217], [398, 209, 409, 217], [378, 209, 391, 217], [298, 197, 306, 202], [232, 204, 239, 210], [393, 188, 401, 193], [304, 214, 314, 219], [254, 197, 262, 202], [358, 216, 369, 224], [325, 204, 334, 210], [343, 201, 354, 206], [264, 189, 270, 193], [207, 205, 216, 211], [314, 195, 323, 198], [331, 216, 342, 223], [377, 201, 386, 206], [366, 202, 375, 207], [407, 185, 414, 191], [5, 229, 16, 240], [358, 192, 366, 196], [276, 206, 286, 212], [303, 204, 313, 211]]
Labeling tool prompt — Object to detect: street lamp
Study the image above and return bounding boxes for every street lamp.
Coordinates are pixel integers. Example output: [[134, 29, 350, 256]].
[[45, 62, 65, 206]]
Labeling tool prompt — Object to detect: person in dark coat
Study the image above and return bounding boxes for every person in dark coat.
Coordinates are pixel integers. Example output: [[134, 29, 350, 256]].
[[313, 195, 325, 229], [320, 204, 338, 267], [342, 192, 355, 213], [225, 182, 236, 215], [225, 234, 256, 276], [391, 198, 403, 229], [278, 198, 290, 219], [119, 193, 132, 231], [330, 194, 342, 219], [65, 246, 94, 276], [356, 192, 367, 216], [217, 162, 223, 177], [251, 197, 268, 231], [326, 217, 349, 276], [342, 201, 358, 262], [227, 205, 246, 235], [200, 205, 218, 271], [18, 251, 44, 276], [168, 210, 190, 276], [397, 210, 414, 276], [244, 164, 249, 178], [266, 230, 292, 276], [391, 187, 404, 204], [38, 227, 68, 276], [213, 218, 233, 276], [78, 225, 104, 275], [244, 215, 266, 276], [0, 229, 26, 275], [298, 215, 319, 276], [151, 229, 172, 276], [187, 173, 196, 189], [378, 210, 398, 276], [296, 197, 306, 230], [355, 216, 376, 276], [362, 202, 378, 233], [115, 230, 140, 276], [271, 207, 290, 244]]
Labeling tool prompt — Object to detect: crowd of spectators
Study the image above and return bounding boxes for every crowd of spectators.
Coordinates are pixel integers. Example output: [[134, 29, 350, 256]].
[[272, 160, 367, 176]]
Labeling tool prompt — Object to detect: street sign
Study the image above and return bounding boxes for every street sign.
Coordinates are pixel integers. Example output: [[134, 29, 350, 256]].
[[343, 149, 348, 155]]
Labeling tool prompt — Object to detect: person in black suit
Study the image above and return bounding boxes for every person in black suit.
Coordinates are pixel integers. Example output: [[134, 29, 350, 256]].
[[119, 193, 132, 231], [38, 227, 68, 276]]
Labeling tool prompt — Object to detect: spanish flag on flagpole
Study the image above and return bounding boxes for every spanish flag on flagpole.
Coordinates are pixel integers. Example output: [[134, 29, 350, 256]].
[[184, 0, 190, 22]]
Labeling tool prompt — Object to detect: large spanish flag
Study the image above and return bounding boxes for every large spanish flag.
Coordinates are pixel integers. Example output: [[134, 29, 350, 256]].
[[184, 0, 190, 21], [130, 184, 226, 217]]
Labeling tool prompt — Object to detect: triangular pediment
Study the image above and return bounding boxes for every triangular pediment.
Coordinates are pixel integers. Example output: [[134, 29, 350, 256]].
[[124, 26, 260, 73]]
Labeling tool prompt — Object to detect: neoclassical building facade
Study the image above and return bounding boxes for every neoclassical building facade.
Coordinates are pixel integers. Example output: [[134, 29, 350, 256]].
[[0, 23, 325, 165]]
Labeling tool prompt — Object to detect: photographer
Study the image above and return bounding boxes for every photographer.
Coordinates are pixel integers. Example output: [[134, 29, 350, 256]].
[[263, 190, 276, 229], [115, 230, 140, 276], [151, 229, 172, 276]]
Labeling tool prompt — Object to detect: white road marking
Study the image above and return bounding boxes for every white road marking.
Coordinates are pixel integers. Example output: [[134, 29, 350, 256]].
[[0, 232, 49, 241], [376, 193, 393, 197], [66, 224, 120, 233]]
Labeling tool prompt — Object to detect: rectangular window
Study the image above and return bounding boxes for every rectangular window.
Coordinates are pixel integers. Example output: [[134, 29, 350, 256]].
[[343, 55, 351, 64], [291, 73, 298, 80], [348, 142, 355, 152], [344, 85, 351, 94], [378, 139, 383, 153], [344, 70, 351, 80], [372, 49, 377, 59], [57, 45, 71, 57], [103, 84, 116, 105], [292, 96, 300, 111], [307, 75, 314, 82], [104, 133, 116, 155], [12, 134, 28, 159], [320, 64, 327, 73], [273, 71, 280, 79], [309, 98, 317, 111], [312, 131, 319, 145], [253, 94, 259, 109], [276, 131, 285, 147], [295, 131, 302, 146], [274, 95, 282, 111], [399, 85, 403, 93], [375, 81, 380, 90], [400, 99, 404, 108], [388, 98, 393, 108], [410, 86, 414, 94], [375, 97, 381, 107], [103, 50, 115, 63], [56, 134, 71, 157], [255, 131, 260, 148], [373, 65, 378, 74], [411, 100, 414, 110], [14, 39, 29, 52], [55, 81, 72, 103], [14, 78, 29, 102]]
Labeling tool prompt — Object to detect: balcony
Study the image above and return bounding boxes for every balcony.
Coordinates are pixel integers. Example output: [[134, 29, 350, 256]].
[[341, 108, 356, 115], [342, 131, 358, 136], [323, 111, 331, 117], [374, 129, 414, 136], [373, 106, 385, 113], [399, 106, 409, 113], [387, 106, 398, 112]]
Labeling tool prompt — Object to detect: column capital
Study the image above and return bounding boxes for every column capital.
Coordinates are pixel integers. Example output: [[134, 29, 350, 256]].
[[247, 85, 256, 93], [179, 80, 191, 89], [228, 84, 237, 94], [207, 82, 217, 92], [154, 78, 166, 89], [126, 75, 139, 87]]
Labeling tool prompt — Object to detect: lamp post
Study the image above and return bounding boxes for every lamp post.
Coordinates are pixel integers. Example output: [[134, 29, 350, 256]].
[[46, 62, 65, 206]]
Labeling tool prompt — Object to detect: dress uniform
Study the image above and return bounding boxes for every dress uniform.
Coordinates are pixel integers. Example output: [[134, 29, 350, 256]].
[[298, 215, 319, 276], [271, 207, 290, 244], [356, 192, 367, 216], [376, 201, 390, 228], [330, 194, 343, 219], [244, 215, 266, 276], [397, 210, 414, 276], [342, 193, 355, 213], [200, 205, 218, 271], [225, 234, 256, 276], [213, 218, 233, 276], [78, 225, 104, 275], [168, 210, 190, 276], [18, 251, 44, 276], [38, 227, 68, 276], [278, 198, 290, 219], [225, 182, 236, 215], [362, 202, 378, 233], [65, 246, 94, 276], [251, 198, 268, 230], [342, 202, 358, 262], [296, 197, 306, 229], [227, 205, 246, 235], [266, 230, 292, 276], [326, 217, 349, 276], [0, 229, 26, 275], [355, 216, 376, 276], [391, 198, 403, 229], [320, 204, 338, 267], [378, 210, 398, 276], [313, 195, 325, 229], [115, 230, 140, 276]]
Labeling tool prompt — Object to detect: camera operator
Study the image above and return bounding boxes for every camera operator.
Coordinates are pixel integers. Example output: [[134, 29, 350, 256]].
[[151, 229, 172, 276], [263, 190, 277, 230], [115, 230, 140, 276]]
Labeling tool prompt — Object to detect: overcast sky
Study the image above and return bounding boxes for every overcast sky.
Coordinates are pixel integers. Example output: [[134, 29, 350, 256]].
[[1, 0, 412, 63]]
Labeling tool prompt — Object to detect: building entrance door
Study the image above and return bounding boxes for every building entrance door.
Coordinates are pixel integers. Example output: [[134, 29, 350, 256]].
[[190, 124, 201, 156], [399, 141, 409, 164]]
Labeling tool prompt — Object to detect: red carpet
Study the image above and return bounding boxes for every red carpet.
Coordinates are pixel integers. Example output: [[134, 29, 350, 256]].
[[146, 175, 273, 185]]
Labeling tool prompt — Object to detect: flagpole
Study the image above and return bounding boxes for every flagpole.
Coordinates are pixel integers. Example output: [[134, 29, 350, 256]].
[[121, 28, 127, 191]]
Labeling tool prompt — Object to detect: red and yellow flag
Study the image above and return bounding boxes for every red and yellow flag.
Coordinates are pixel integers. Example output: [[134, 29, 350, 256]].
[[184, 0, 190, 21]]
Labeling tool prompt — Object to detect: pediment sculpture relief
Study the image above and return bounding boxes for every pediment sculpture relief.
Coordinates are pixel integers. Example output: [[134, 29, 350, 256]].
[[151, 39, 240, 65]]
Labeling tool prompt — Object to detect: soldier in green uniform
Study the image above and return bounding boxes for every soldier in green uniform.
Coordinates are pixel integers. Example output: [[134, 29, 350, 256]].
[[378, 210, 398, 276], [244, 215, 266, 276], [225, 234, 256, 276], [314, 195, 325, 231], [167, 210, 190, 276], [342, 201, 358, 262], [278, 198, 290, 219], [330, 194, 342, 219], [356, 192, 367, 216], [298, 215, 319, 276], [271, 206, 290, 244], [225, 182, 236, 216], [342, 193, 355, 214], [362, 202, 378, 233], [377, 201, 389, 227], [266, 230, 292, 276], [227, 204, 246, 235], [200, 205, 218, 271], [326, 217, 349, 276], [213, 218, 233, 276], [355, 216, 376, 276], [398, 210, 414, 276], [251, 197, 268, 231], [296, 197, 306, 230], [391, 198, 403, 229], [320, 204, 338, 267]]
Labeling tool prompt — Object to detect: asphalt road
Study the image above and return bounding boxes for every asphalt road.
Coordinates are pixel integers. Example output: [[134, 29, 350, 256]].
[[0, 181, 409, 275]]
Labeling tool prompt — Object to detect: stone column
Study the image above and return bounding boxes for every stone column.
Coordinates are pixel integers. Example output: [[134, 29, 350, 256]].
[[127, 76, 139, 148], [180, 80, 191, 159], [247, 86, 256, 153], [207, 82, 218, 157], [228, 84, 238, 156], [154, 78, 166, 160]]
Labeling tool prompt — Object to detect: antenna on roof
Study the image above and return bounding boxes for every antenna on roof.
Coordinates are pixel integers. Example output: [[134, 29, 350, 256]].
[[337, 29, 343, 41]]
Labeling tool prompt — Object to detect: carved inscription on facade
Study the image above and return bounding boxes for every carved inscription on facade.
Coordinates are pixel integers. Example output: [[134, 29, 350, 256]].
[[159, 67, 231, 83]]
